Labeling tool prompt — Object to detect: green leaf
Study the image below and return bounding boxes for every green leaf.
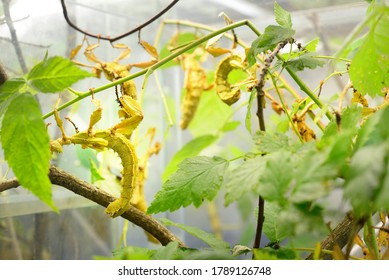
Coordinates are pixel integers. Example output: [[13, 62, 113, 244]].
[[89, 159, 105, 183], [344, 143, 389, 216], [263, 202, 289, 242], [151, 241, 181, 260], [321, 105, 362, 145], [1, 93, 56, 210], [188, 86, 232, 136], [278, 203, 327, 241], [245, 88, 257, 134], [258, 150, 293, 204], [274, 2, 292, 28], [349, 7, 389, 97], [356, 105, 389, 148], [291, 146, 337, 203], [75, 146, 104, 183], [221, 121, 240, 132], [159, 218, 230, 250], [253, 247, 297, 260], [113, 246, 153, 260], [148, 156, 229, 213], [254, 131, 290, 154], [224, 156, 264, 206], [304, 38, 320, 52], [27, 56, 92, 93], [162, 134, 218, 182], [0, 77, 26, 95], [283, 53, 325, 72], [258, 25, 295, 49], [0, 78, 26, 117], [320, 106, 362, 173], [248, 25, 295, 66]]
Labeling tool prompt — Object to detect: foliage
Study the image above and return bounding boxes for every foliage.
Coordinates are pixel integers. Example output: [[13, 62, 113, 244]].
[[0, 55, 92, 209], [348, 3, 389, 97], [1, 1, 389, 260], [148, 156, 228, 213]]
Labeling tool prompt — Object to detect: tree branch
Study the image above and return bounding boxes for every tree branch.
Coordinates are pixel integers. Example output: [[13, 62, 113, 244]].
[[305, 213, 363, 260], [252, 40, 289, 250], [0, 165, 186, 248], [60, 0, 181, 42]]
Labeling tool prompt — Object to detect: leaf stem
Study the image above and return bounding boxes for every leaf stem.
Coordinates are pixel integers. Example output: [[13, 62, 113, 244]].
[[312, 55, 352, 63], [269, 73, 304, 143], [282, 62, 333, 121], [154, 72, 174, 127], [66, 87, 83, 96]]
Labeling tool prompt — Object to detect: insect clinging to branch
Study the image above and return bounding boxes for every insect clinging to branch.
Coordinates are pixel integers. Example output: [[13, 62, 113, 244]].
[[71, 37, 159, 100], [53, 37, 161, 217], [214, 54, 247, 105], [50, 95, 143, 218]]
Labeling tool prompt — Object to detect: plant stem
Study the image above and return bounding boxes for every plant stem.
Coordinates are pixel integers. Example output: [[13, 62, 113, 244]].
[[364, 215, 380, 259], [252, 71, 266, 252], [154, 72, 174, 127], [269, 73, 304, 143], [282, 63, 333, 121], [312, 55, 352, 63]]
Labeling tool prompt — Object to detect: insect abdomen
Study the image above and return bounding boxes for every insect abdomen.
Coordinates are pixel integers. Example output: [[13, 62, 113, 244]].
[[97, 131, 138, 217], [215, 54, 244, 105]]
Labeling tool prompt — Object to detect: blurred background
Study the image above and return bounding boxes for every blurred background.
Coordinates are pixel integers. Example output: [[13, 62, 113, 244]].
[[0, 0, 368, 259]]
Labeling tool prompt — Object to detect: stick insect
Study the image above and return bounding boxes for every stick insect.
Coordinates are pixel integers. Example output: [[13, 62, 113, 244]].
[[51, 97, 142, 218]]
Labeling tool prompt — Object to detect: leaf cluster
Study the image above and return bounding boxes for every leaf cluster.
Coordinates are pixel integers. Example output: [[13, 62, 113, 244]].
[[0, 55, 92, 209]]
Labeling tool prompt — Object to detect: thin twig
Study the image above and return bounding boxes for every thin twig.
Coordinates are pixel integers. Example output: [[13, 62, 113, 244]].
[[1, 0, 28, 73], [60, 0, 181, 42], [0, 36, 51, 48], [0, 166, 186, 248]]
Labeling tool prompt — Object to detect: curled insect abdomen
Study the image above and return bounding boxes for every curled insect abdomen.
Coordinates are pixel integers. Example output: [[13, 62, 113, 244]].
[[215, 54, 244, 105], [96, 131, 138, 218]]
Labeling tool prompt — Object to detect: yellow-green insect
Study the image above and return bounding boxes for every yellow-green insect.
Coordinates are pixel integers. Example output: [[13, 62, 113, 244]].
[[180, 57, 207, 129], [214, 54, 245, 105], [51, 98, 141, 218], [98, 131, 138, 217], [179, 49, 211, 129]]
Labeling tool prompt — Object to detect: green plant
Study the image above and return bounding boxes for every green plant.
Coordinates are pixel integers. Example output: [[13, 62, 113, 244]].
[[1, 1, 389, 260]]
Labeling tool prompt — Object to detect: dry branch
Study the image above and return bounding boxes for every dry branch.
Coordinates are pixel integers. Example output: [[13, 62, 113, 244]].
[[0, 165, 186, 248]]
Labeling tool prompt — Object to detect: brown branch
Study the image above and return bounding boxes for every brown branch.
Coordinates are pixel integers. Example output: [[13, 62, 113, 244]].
[[60, 0, 181, 42], [0, 165, 186, 248], [252, 40, 289, 251], [0, 61, 8, 85], [305, 213, 364, 260]]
